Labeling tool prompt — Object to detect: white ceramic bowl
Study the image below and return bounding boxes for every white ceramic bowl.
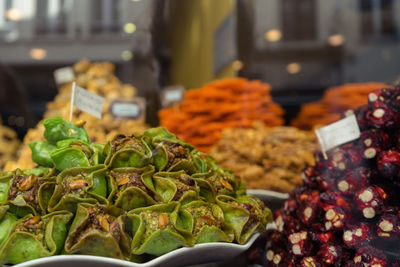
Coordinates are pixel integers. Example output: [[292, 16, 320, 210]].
[[14, 234, 259, 267]]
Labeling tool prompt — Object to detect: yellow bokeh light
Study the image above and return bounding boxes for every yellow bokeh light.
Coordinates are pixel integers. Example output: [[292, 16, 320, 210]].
[[121, 50, 133, 61], [30, 48, 47, 60], [286, 62, 301, 74], [232, 60, 243, 71], [264, 29, 282, 42], [124, 23, 136, 34], [6, 8, 22, 21], [328, 34, 345, 47]]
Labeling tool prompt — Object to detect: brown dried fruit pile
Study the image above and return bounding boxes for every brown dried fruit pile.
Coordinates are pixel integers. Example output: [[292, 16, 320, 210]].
[[4, 60, 148, 171], [210, 123, 316, 192], [265, 86, 400, 266], [159, 78, 284, 152], [292, 82, 391, 130]]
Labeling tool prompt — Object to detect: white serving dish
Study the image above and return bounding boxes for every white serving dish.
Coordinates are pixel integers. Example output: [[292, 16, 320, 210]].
[[14, 234, 259, 267]]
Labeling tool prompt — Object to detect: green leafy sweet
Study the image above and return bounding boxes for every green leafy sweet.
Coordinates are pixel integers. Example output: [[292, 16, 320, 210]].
[[23, 167, 52, 177], [127, 202, 189, 256], [180, 200, 234, 244], [152, 171, 199, 204], [0, 211, 73, 264], [0, 206, 17, 248], [145, 135, 198, 174], [216, 195, 272, 244], [64, 204, 130, 260], [108, 166, 158, 211], [28, 141, 57, 168], [104, 134, 152, 169], [0, 117, 273, 264], [43, 117, 90, 145], [50, 139, 94, 171], [48, 165, 109, 213], [0, 169, 56, 217]]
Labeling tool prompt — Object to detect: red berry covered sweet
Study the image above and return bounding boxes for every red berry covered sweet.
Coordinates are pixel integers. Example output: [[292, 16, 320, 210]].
[[264, 86, 400, 266]]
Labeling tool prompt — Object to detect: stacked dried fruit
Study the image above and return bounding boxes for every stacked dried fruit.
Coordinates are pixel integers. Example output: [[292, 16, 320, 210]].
[[4, 59, 148, 171], [265, 86, 400, 266], [0, 117, 272, 265], [159, 78, 284, 152], [0, 118, 21, 170], [210, 123, 316, 192], [292, 82, 391, 130]]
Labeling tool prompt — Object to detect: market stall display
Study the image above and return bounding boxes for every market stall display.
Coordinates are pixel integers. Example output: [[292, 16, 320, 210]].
[[292, 82, 391, 130], [0, 117, 272, 265], [265, 86, 400, 266], [0, 118, 20, 169], [4, 60, 148, 171], [210, 123, 316, 193], [159, 78, 284, 152]]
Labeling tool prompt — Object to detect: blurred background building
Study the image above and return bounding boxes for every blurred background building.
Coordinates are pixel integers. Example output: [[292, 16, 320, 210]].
[[0, 0, 399, 131]]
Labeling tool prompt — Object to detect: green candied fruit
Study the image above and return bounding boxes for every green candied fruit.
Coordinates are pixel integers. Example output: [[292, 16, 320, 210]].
[[43, 117, 90, 145], [28, 141, 57, 168]]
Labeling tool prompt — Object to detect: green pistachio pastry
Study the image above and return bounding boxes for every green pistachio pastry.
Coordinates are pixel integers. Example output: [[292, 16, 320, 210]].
[[0, 169, 56, 217], [48, 165, 109, 213], [107, 166, 158, 210], [128, 202, 189, 256], [104, 134, 153, 169], [1, 117, 272, 264], [0, 211, 72, 264], [64, 204, 130, 260]]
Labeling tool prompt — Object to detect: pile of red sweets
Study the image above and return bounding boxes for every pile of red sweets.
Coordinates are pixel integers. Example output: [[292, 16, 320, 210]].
[[265, 86, 400, 266]]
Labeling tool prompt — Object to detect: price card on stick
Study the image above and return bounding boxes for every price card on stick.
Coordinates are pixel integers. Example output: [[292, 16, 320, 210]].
[[54, 67, 74, 85], [315, 114, 361, 156], [161, 85, 184, 107], [70, 82, 105, 120], [109, 97, 146, 122]]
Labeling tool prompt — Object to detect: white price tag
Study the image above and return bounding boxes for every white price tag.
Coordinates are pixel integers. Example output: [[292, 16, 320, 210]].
[[54, 67, 74, 85], [109, 97, 146, 121], [161, 85, 184, 107], [315, 114, 360, 152], [71, 83, 105, 119]]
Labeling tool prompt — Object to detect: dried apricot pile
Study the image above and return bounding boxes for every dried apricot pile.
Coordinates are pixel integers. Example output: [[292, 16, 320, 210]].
[[159, 78, 284, 152], [292, 82, 391, 130]]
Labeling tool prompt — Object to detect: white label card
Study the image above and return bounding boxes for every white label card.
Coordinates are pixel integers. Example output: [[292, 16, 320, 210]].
[[315, 114, 361, 152], [110, 97, 146, 121], [161, 85, 184, 107], [54, 67, 74, 85], [71, 83, 105, 119]]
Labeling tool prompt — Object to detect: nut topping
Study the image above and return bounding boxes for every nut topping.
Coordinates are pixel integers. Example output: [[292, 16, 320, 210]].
[[24, 216, 41, 227], [74, 119, 87, 127], [17, 174, 38, 191], [117, 177, 130, 186], [158, 213, 168, 229], [219, 177, 233, 191], [69, 179, 90, 190]]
